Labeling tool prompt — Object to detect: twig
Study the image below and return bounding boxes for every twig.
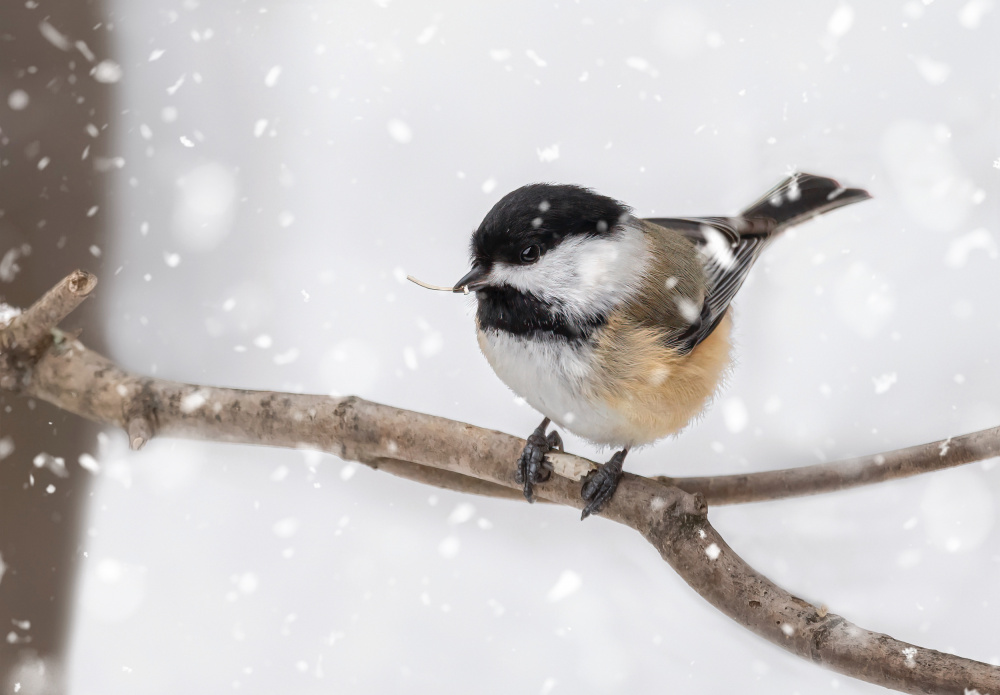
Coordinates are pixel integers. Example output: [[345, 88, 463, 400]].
[[0, 269, 96, 356], [3, 271, 999, 694], [127, 416, 152, 451], [660, 425, 1000, 504], [0, 269, 97, 391], [370, 457, 525, 500]]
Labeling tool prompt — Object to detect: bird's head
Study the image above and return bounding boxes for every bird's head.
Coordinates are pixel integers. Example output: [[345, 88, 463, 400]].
[[454, 184, 643, 321]]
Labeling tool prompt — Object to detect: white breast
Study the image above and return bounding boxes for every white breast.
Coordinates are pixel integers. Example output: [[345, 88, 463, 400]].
[[477, 329, 629, 447]]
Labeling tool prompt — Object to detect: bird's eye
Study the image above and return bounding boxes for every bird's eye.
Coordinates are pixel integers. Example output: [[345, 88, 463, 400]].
[[519, 245, 541, 264]]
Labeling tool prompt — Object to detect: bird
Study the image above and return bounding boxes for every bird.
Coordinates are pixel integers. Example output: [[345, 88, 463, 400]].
[[451, 172, 871, 519]]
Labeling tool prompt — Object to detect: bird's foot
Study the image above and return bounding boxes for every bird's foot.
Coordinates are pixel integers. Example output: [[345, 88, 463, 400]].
[[515, 418, 562, 502], [580, 449, 627, 520]]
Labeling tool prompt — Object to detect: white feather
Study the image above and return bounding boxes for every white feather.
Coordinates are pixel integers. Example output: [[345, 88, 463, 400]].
[[476, 220, 657, 447], [478, 330, 630, 446], [486, 220, 649, 324]]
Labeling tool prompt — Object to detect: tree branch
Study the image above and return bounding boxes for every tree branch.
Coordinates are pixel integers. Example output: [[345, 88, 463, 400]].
[[660, 425, 1000, 505], [0, 269, 97, 390], [3, 271, 998, 694], [0, 269, 96, 354]]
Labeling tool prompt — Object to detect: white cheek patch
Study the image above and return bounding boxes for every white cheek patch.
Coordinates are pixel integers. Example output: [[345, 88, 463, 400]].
[[488, 222, 649, 321]]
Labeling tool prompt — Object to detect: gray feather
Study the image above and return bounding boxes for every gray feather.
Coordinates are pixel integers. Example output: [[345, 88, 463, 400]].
[[644, 172, 870, 354]]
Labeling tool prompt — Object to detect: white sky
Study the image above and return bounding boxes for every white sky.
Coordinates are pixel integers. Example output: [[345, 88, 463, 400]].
[[61, 1, 1000, 693]]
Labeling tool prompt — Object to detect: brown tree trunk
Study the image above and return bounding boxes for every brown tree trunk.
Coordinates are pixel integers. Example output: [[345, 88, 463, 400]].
[[0, 1, 111, 691]]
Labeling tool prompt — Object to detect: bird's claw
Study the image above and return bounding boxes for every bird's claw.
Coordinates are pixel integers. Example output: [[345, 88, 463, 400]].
[[580, 450, 626, 520], [516, 423, 562, 502], [546, 430, 564, 453]]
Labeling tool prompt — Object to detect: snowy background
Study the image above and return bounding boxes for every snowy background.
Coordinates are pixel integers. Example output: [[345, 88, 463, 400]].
[[59, 1, 1000, 693]]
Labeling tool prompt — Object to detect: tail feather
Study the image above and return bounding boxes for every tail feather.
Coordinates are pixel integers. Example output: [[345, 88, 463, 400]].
[[657, 172, 870, 354], [740, 172, 871, 232]]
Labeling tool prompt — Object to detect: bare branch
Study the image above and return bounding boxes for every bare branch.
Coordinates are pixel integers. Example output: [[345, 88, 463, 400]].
[[660, 425, 1000, 504], [0, 269, 97, 392], [370, 457, 525, 501], [0, 269, 96, 355], [4, 271, 999, 694], [127, 416, 152, 451]]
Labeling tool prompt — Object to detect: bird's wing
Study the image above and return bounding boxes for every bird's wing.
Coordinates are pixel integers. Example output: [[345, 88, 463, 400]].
[[643, 172, 872, 354], [642, 217, 770, 354]]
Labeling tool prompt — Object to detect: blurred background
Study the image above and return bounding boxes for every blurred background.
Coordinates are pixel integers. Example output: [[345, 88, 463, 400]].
[[1, 1, 998, 693]]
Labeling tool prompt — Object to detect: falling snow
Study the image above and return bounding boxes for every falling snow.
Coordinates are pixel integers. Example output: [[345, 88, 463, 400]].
[[387, 119, 413, 144], [0, 247, 28, 283], [524, 49, 547, 67], [179, 391, 207, 413], [38, 20, 71, 51], [872, 372, 898, 395], [827, 4, 855, 37], [438, 536, 460, 558], [0, 301, 20, 327], [912, 56, 951, 85], [42, 4, 1000, 693], [959, 0, 995, 28], [264, 66, 282, 87], [625, 56, 659, 78], [945, 228, 998, 267], [7, 90, 29, 110], [273, 348, 299, 365], [33, 453, 69, 478], [92, 60, 123, 84], [546, 571, 582, 601], [78, 453, 100, 474], [722, 397, 748, 433], [416, 24, 438, 44], [536, 143, 560, 162], [447, 503, 476, 524]]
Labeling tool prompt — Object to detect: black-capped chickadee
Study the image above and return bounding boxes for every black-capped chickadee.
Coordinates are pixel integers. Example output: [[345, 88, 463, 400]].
[[451, 173, 870, 519]]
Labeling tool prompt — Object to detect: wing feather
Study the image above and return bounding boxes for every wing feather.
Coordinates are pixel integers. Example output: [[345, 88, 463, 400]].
[[642, 172, 870, 354]]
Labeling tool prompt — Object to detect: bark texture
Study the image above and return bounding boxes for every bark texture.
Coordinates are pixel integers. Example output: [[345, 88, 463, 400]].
[[2, 272, 999, 694]]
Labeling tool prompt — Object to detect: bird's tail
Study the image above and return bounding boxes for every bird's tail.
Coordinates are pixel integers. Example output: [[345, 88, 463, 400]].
[[740, 172, 871, 232]]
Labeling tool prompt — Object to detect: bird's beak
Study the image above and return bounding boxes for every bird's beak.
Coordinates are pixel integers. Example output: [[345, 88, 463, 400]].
[[453, 264, 490, 294]]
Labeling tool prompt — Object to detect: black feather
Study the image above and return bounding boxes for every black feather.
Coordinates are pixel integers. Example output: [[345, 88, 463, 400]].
[[646, 172, 871, 353], [471, 183, 629, 341], [476, 285, 606, 340], [741, 172, 871, 229], [471, 184, 630, 267]]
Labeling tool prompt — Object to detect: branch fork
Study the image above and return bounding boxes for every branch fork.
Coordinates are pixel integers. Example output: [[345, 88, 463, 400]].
[[2, 270, 998, 695]]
